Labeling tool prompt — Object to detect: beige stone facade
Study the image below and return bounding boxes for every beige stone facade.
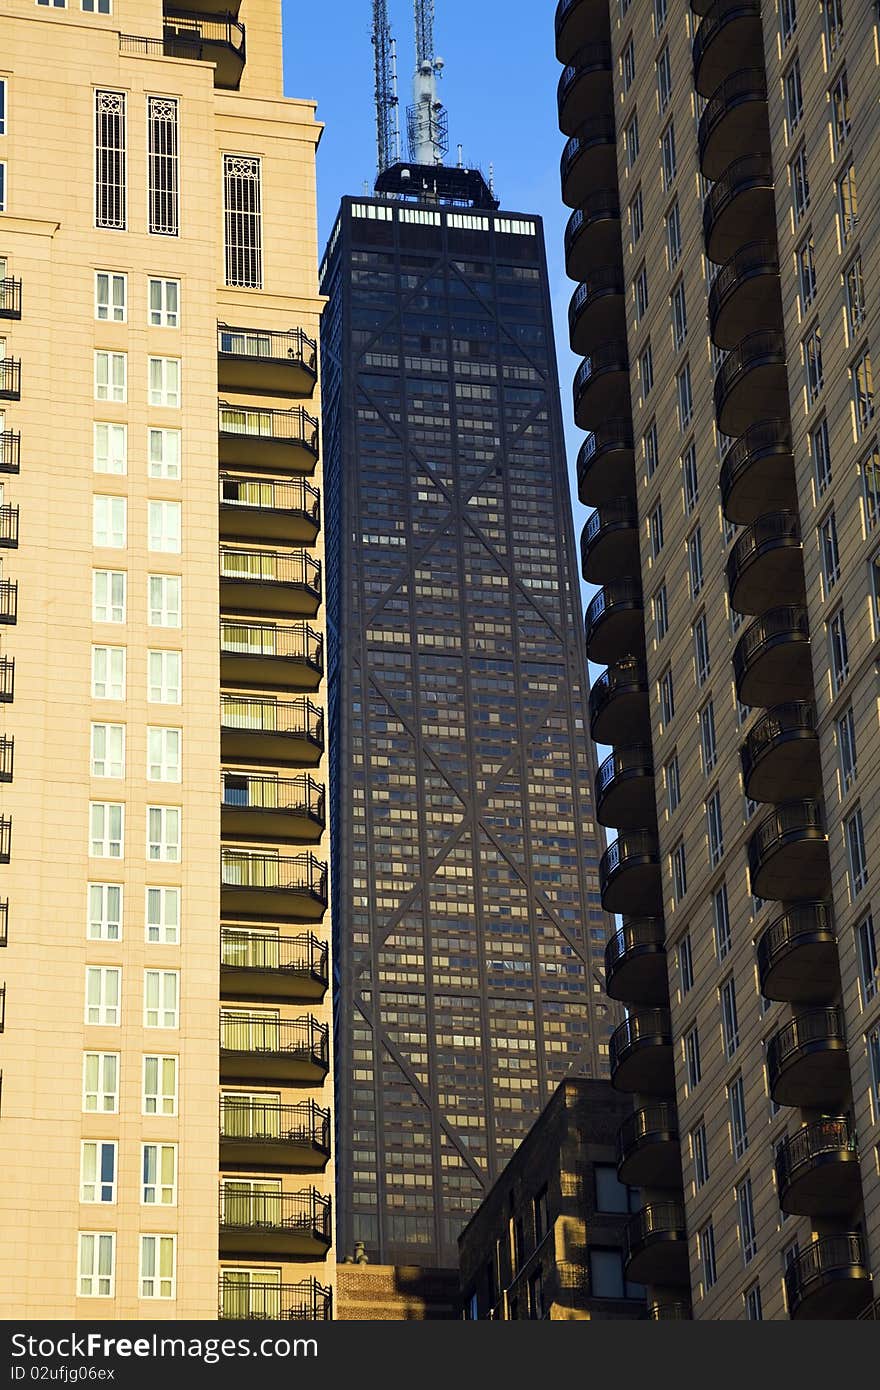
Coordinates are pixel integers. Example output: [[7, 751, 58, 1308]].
[[336, 1264, 459, 1321]]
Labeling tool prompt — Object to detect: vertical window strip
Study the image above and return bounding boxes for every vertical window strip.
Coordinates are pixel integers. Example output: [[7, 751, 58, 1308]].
[[147, 97, 179, 237], [95, 90, 126, 231], [223, 155, 263, 289]]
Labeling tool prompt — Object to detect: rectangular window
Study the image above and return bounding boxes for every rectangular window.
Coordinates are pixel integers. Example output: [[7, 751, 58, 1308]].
[[88, 882, 122, 941], [93, 495, 126, 550], [693, 612, 710, 685], [784, 57, 804, 136], [688, 528, 704, 599], [852, 350, 875, 437], [643, 420, 658, 478], [811, 418, 831, 495], [95, 90, 126, 231], [91, 645, 125, 701], [90, 723, 125, 779], [665, 753, 680, 812], [654, 582, 669, 641], [147, 726, 181, 782], [625, 113, 640, 169], [82, 1052, 119, 1113], [640, 343, 654, 398], [148, 501, 182, 554], [656, 45, 671, 112], [650, 503, 664, 557], [634, 264, 649, 323], [676, 362, 693, 429], [0, 78, 6, 137], [0, 162, 6, 214], [691, 1121, 709, 1188], [678, 932, 694, 993], [682, 443, 698, 513], [820, 510, 841, 592], [721, 975, 740, 1057], [837, 162, 858, 245], [830, 70, 851, 156], [714, 883, 731, 960], [148, 428, 181, 480], [729, 1072, 748, 1157], [78, 1232, 115, 1298], [699, 1223, 717, 1290], [148, 358, 181, 409], [147, 97, 179, 238], [148, 650, 181, 704], [684, 1024, 701, 1090], [700, 700, 718, 774], [823, 0, 843, 57], [146, 886, 180, 945], [829, 608, 849, 691], [80, 1141, 117, 1203], [856, 913, 878, 1007], [838, 706, 857, 793], [148, 278, 180, 328], [141, 1143, 177, 1205], [797, 236, 817, 313], [94, 351, 126, 404], [148, 575, 181, 628], [868, 1027, 880, 1119], [846, 807, 868, 897], [791, 147, 810, 225], [737, 1178, 758, 1264], [89, 802, 123, 859], [706, 788, 724, 866], [745, 1284, 763, 1320], [95, 272, 126, 323], [804, 328, 824, 403], [654, 0, 667, 29], [143, 1054, 178, 1116], [661, 121, 677, 190], [622, 36, 635, 92], [144, 969, 179, 1029], [140, 1234, 176, 1300], [629, 188, 644, 246], [871, 553, 880, 637], [224, 154, 263, 289], [82, 0, 111, 12], [94, 422, 127, 476], [845, 256, 866, 339], [660, 667, 675, 726], [93, 570, 126, 625], [673, 842, 687, 903], [780, 0, 797, 45], [666, 201, 681, 268], [147, 806, 181, 862], [85, 966, 120, 1026]]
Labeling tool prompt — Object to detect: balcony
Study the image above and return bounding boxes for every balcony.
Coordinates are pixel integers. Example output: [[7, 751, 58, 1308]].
[[560, 118, 617, 209], [218, 325, 317, 397], [220, 475, 320, 545], [767, 1007, 848, 1108], [600, 832, 662, 916], [733, 606, 811, 708], [0, 506, 19, 552], [698, 69, 769, 180], [573, 345, 630, 428], [218, 1276, 332, 1321], [220, 621, 323, 691], [604, 918, 666, 1006], [741, 703, 820, 804], [0, 657, 13, 703], [714, 331, 788, 438], [748, 800, 829, 902], [624, 1204, 689, 1287], [220, 695, 323, 765], [595, 747, 655, 832], [756, 903, 838, 1004], [0, 360, 21, 401], [219, 1011, 329, 1083], [220, 850, 328, 920], [580, 499, 638, 585], [557, 44, 612, 136], [162, 12, 245, 89], [0, 279, 21, 320], [563, 196, 621, 282], [0, 899, 6, 947], [588, 659, 649, 746], [575, 420, 635, 507], [785, 1235, 873, 1321], [220, 547, 321, 618], [220, 929, 329, 1002], [219, 1187, 331, 1259], [0, 432, 19, 475], [218, 403, 319, 475], [719, 421, 797, 525], [220, 1098, 331, 1171], [221, 772, 325, 842], [568, 271, 625, 357], [776, 1118, 860, 1218], [0, 816, 11, 863], [726, 512, 804, 617], [708, 242, 782, 351], [647, 1303, 692, 1320], [609, 1009, 674, 1095], [692, 0, 763, 97], [0, 736, 13, 784], [617, 1103, 681, 1189], [554, 0, 609, 64], [703, 155, 776, 265], [584, 580, 643, 667], [0, 582, 17, 626]]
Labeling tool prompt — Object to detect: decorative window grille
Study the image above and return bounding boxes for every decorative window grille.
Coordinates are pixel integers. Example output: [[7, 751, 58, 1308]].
[[95, 90, 126, 231], [147, 98, 179, 237], [223, 155, 263, 288]]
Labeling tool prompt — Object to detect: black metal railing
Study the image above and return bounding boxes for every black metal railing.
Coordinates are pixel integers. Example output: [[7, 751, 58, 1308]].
[[719, 420, 792, 510], [741, 703, 816, 786], [617, 1103, 678, 1164], [163, 11, 245, 59], [605, 918, 665, 974], [0, 900, 7, 948], [220, 694, 324, 747], [570, 270, 624, 330], [767, 1007, 845, 1086], [221, 772, 325, 824], [626, 1202, 686, 1248], [218, 324, 318, 376], [0, 581, 17, 625], [119, 34, 165, 57], [561, 117, 616, 177], [220, 1097, 331, 1154], [574, 344, 630, 398], [775, 1117, 857, 1196], [220, 928, 328, 984], [0, 432, 19, 474], [703, 154, 774, 248], [220, 620, 324, 673], [858, 1296, 880, 1320], [609, 1008, 671, 1072], [0, 360, 21, 397], [727, 511, 801, 592], [784, 1234, 867, 1313], [219, 1011, 329, 1068], [709, 240, 779, 328], [0, 506, 19, 549], [698, 68, 767, 164], [220, 546, 321, 595], [0, 657, 13, 702], [218, 1276, 332, 1321], [0, 279, 22, 318], [565, 194, 620, 255], [715, 329, 785, 404], [558, 43, 613, 102], [596, 746, 654, 797], [600, 830, 659, 883], [585, 579, 642, 633], [0, 736, 13, 783], [748, 799, 826, 881], [0, 984, 5, 1031], [582, 498, 636, 551], [732, 605, 810, 691], [647, 1303, 692, 1320], [220, 850, 328, 904], [577, 419, 634, 470], [756, 903, 835, 988], [220, 475, 320, 525], [588, 659, 647, 729], [0, 816, 11, 863], [692, 0, 762, 88], [219, 1185, 331, 1240], [218, 403, 319, 455]]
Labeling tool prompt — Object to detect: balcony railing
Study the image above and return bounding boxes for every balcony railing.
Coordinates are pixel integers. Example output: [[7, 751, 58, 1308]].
[[0, 279, 22, 319], [0, 432, 19, 474], [584, 579, 642, 632], [220, 928, 328, 985], [561, 116, 616, 172], [647, 1303, 692, 1320], [719, 420, 794, 519], [219, 1011, 329, 1068], [588, 659, 648, 737], [0, 581, 17, 625], [0, 900, 7, 948], [698, 67, 768, 167], [0, 736, 13, 783], [692, 0, 763, 94], [756, 902, 836, 997], [564, 195, 620, 265], [703, 153, 775, 258], [218, 1185, 331, 1241], [220, 620, 324, 674], [625, 1202, 686, 1253], [220, 546, 321, 594], [220, 475, 320, 524], [574, 344, 630, 397], [784, 1234, 870, 1318], [220, 1097, 331, 1155], [220, 694, 324, 747], [0, 657, 13, 703], [221, 772, 325, 824], [605, 918, 664, 971], [218, 324, 318, 375], [218, 1276, 332, 1321], [0, 816, 10, 863], [220, 850, 328, 905], [0, 984, 5, 1031], [747, 798, 826, 879], [609, 1008, 671, 1071], [617, 1103, 678, 1162], [600, 829, 659, 883], [775, 1117, 857, 1197], [0, 359, 21, 398], [732, 605, 810, 695], [741, 702, 816, 789], [0, 506, 19, 549], [558, 42, 613, 102], [219, 402, 319, 455], [767, 1007, 845, 1083]]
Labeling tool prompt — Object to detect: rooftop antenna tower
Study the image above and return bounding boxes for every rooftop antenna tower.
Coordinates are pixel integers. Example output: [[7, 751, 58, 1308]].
[[372, 0, 400, 176], [408, 0, 448, 165]]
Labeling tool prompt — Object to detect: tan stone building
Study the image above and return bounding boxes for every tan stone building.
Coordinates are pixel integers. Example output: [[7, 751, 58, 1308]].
[[555, 0, 880, 1319], [0, 0, 333, 1318]]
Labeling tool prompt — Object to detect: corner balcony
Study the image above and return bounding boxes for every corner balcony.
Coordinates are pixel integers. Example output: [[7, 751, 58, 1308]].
[[0, 431, 19, 475], [220, 475, 320, 545], [218, 403, 319, 475], [726, 512, 804, 617], [767, 1007, 848, 1108], [575, 420, 635, 507], [220, 1098, 331, 1171], [555, 0, 609, 64], [604, 917, 666, 1006], [698, 69, 769, 180], [220, 695, 323, 765], [703, 155, 776, 265], [219, 1011, 329, 1083], [588, 659, 649, 746], [584, 580, 643, 667], [564, 196, 621, 281], [609, 1009, 674, 1095], [218, 325, 318, 397], [785, 1235, 873, 1321], [747, 800, 829, 902], [756, 903, 838, 1004], [741, 704, 820, 805], [220, 850, 327, 920], [0, 506, 19, 550], [557, 44, 613, 137], [714, 331, 788, 438], [0, 656, 13, 703], [595, 747, 655, 832], [708, 242, 782, 351], [218, 1276, 332, 1321], [219, 1187, 331, 1259], [600, 831, 662, 917], [624, 1204, 689, 1288], [733, 606, 811, 708], [220, 929, 328, 1003], [221, 772, 325, 842], [573, 345, 630, 428], [0, 359, 21, 401], [0, 279, 21, 320], [162, 11, 245, 89], [220, 621, 323, 691], [692, 0, 763, 98], [617, 1103, 681, 1189], [561, 118, 617, 209], [568, 271, 625, 357], [719, 421, 797, 525], [0, 580, 18, 625], [776, 1118, 860, 1218], [580, 500, 638, 585], [219, 547, 321, 618]]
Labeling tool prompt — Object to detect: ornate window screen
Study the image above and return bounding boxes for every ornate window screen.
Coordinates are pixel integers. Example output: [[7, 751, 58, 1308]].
[[223, 155, 263, 289], [95, 90, 126, 231], [147, 97, 179, 237]]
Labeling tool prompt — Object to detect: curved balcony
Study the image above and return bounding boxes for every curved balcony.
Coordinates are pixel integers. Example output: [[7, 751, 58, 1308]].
[[220, 1098, 331, 1171], [221, 772, 325, 842], [785, 1235, 873, 1321], [218, 402, 319, 475], [162, 11, 246, 89], [561, 118, 617, 209], [748, 800, 829, 902], [741, 704, 820, 804], [575, 420, 635, 507], [726, 512, 804, 616], [557, 44, 613, 136], [588, 659, 650, 746], [573, 345, 630, 427], [0, 431, 20, 475], [568, 270, 625, 357], [220, 929, 328, 1003], [220, 547, 321, 618], [219, 1187, 331, 1258], [220, 475, 320, 545], [218, 324, 317, 397], [600, 831, 662, 917], [698, 69, 769, 180], [220, 850, 327, 920], [555, 0, 609, 64], [0, 359, 21, 401], [609, 1009, 674, 1096], [220, 620, 323, 691], [595, 747, 655, 832], [767, 1007, 848, 1108], [580, 499, 638, 585], [617, 1103, 680, 1188], [757, 903, 838, 1004], [720, 421, 797, 525], [0, 278, 21, 320], [564, 196, 621, 281], [703, 155, 776, 265], [776, 1118, 860, 1218], [733, 606, 811, 708], [218, 1276, 332, 1322], [708, 242, 782, 351], [692, 0, 763, 97], [584, 580, 643, 667], [647, 1303, 692, 1320], [220, 695, 324, 765], [624, 1204, 689, 1287], [219, 1011, 329, 1083], [714, 331, 788, 438], [604, 918, 666, 1006]]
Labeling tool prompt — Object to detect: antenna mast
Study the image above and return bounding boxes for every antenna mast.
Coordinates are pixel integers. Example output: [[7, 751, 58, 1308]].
[[408, 0, 448, 165], [372, 0, 400, 176]]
